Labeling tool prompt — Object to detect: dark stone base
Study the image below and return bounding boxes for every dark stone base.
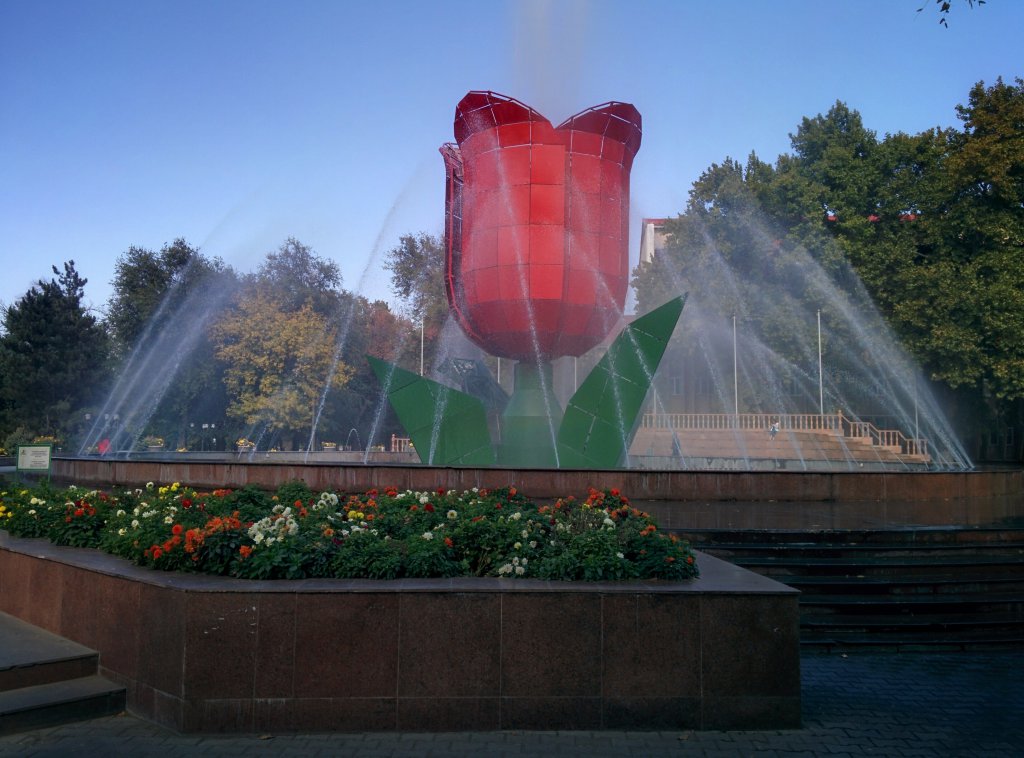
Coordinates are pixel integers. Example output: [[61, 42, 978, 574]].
[[0, 532, 799, 733]]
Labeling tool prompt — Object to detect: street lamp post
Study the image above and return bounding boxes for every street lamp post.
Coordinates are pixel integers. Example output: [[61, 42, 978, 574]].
[[817, 309, 824, 417], [732, 314, 739, 419]]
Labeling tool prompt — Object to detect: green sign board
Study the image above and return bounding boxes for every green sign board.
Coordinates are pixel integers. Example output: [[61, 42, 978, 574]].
[[17, 444, 52, 473]]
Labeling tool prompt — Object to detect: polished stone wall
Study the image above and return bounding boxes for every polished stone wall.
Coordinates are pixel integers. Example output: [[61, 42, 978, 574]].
[[51, 458, 1024, 529], [0, 532, 799, 733]]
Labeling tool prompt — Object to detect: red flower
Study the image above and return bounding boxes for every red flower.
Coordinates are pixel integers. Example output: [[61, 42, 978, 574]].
[[424, 503, 435, 512], [182, 498, 192, 508], [444, 537, 454, 548], [74, 508, 84, 517], [171, 524, 183, 535]]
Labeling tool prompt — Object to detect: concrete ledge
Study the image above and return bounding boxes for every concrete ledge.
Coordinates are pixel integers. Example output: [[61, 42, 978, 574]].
[[0, 531, 799, 733]]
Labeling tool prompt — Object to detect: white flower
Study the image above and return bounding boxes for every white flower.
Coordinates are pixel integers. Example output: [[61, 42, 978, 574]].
[[118, 528, 127, 536], [131, 520, 139, 528], [146, 482, 154, 489], [447, 510, 458, 520], [510, 512, 522, 521], [497, 563, 513, 575], [422, 531, 434, 540], [116, 509, 126, 517], [164, 516, 173, 524], [521, 529, 529, 538], [419, 494, 429, 504], [254, 533, 265, 544], [28, 509, 37, 516], [515, 565, 525, 576], [529, 541, 537, 548], [514, 542, 522, 550], [472, 487, 479, 493], [266, 536, 276, 545], [616, 552, 624, 559], [603, 517, 615, 528]]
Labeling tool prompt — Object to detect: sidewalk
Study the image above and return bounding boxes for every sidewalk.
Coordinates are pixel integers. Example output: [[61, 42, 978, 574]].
[[2, 650, 1021, 757]]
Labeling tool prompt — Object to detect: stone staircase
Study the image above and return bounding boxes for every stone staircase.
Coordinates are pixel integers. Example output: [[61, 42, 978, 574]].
[[630, 428, 927, 469], [673, 527, 1024, 650], [0, 612, 125, 735]]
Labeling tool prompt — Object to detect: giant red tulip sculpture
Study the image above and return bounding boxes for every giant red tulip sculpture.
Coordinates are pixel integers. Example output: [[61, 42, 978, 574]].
[[370, 92, 684, 468]]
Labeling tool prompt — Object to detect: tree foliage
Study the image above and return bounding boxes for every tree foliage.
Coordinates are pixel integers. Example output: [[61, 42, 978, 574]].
[[210, 241, 353, 448], [633, 77, 1024, 441], [105, 239, 237, 448], [0, 261, 110, 441]]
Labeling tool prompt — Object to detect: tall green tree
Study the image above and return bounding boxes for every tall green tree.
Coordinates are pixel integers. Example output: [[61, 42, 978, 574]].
[[384, 232, 449, 352], [632, 78, 1024, 455], [0, 261, 110, 443], [104, 239, 237, 448]]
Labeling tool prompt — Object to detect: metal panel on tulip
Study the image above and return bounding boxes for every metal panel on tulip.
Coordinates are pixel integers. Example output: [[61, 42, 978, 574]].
[[442, 91, 642, 362]]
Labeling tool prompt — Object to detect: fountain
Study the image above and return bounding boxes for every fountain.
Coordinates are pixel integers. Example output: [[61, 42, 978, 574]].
[[14, 88, 1023, 738], [371, 91, 684, 469]]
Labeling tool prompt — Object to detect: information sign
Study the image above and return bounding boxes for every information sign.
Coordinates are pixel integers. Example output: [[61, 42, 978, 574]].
[[16, 444, 52, 473]]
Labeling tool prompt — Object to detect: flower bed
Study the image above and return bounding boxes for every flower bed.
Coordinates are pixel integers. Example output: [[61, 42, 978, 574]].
[[0, 481, 698, 582]]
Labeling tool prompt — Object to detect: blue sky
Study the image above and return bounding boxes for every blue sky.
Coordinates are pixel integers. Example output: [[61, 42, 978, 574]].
[[2, 0, 1021, 315]]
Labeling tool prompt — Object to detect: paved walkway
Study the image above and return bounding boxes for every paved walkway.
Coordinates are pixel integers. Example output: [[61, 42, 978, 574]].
[[2, 650, 1021, 757]]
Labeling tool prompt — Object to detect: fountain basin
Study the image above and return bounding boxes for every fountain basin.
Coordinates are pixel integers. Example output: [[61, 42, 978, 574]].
[[0, 531, 799, 732]]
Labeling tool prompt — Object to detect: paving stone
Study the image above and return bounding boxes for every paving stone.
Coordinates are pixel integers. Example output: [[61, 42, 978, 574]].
[[0, 651, 1022, 756]]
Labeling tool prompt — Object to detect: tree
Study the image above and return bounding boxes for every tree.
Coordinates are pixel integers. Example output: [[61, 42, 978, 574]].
[[632, 79, 1024, 457], [383, 231, 450, 374], [918, 0, 986, 27], [0, 261, 110, 443], [256, 237, 343, 316], [103, 239, 237, 448], [210, 239, 354, 449], [210, 292, 352, 449]]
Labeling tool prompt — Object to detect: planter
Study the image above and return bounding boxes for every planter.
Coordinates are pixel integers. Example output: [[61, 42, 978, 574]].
[[0, 531, 800, 733]]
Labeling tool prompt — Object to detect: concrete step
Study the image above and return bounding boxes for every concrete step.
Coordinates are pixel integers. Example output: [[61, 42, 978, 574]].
[[676, 527, 1024, 547], [674, 528, 1024, 648], [0, 675, 126, 736], [0, 613, 99, 693], [630, 428, 921, 464], [0, 612, 125, 736]]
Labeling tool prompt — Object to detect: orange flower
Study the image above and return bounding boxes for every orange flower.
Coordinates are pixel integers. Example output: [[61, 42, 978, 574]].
[[239, 545, 253, 559], [152, 546, 163, 560], [444, 537, 453, 548]]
